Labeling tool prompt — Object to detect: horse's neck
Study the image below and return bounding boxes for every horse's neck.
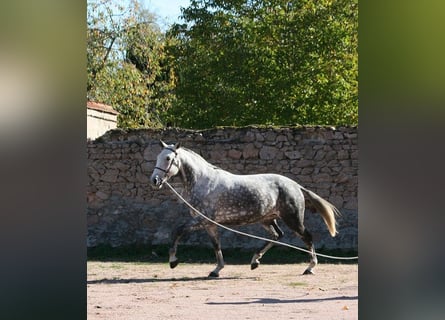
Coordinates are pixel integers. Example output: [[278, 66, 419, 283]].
[[179, 150, 215, 189]]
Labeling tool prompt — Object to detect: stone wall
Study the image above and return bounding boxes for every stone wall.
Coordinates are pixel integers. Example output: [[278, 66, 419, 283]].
[[87, 126, 358, 250]]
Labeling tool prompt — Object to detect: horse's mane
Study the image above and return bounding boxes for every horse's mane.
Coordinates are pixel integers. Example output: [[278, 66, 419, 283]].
[[180, 147, 220, 170]]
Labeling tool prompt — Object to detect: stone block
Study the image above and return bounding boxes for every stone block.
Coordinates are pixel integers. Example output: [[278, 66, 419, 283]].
[[242, 143, 259, 159], [344, 198, 358, 210], [264, 131, 277, 142], [136, 172, 150, 183], [338, 150, 349, 160], [133, 152, 143, 160], [328, 193, 343, 204], [194, 133, 206, 142], [334, 131, 344, 139], [303, 147, 316, 159], [344, 132, 357, 139], [210, 149, 227, 160], [290, 167, 302, 175], [297, 175, 312, 183], [325, 150, 337, 161], [297, 159, 313, 168], [95, 191, 109, 200], [320, 167, 331, 173], [241, 131, 255, 142], [314, 150, 325, 161], [351, 150, 359, 160], [301, 167, 314, 175], [336, 173, 350, 183], [101, 169, 119, 183], [228, 149, 242, 159], [313, 173, 331, 183], [143, 146, 160, 161], [113, 162, 130, 171], [284, 150, 302, 159], [259, 146, 278, 160], [255, 133, 265, 142]]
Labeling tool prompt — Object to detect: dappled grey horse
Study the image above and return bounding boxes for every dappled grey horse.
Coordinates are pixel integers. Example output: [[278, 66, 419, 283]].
[[150, 141, 340, 277]]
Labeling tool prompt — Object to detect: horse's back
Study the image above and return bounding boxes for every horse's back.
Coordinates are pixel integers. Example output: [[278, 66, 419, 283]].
[[243, 172, 306, 209], [237, 172, 302, 193], [201, 171, 304, 224]]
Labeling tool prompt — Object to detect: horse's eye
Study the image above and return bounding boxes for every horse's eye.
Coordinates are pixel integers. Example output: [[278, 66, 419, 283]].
[[166, 156, 171, 161]]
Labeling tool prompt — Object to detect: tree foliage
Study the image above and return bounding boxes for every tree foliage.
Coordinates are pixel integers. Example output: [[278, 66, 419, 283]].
[[87, 0, 176, 128], [166, 0, 358, 128], [87, 0, 358, 129]]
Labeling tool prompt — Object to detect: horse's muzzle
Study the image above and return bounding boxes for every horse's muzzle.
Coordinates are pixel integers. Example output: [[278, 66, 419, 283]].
[[151, 175, 163, 189]]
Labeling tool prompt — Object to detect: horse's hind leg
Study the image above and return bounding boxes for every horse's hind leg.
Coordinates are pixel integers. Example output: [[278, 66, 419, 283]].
[[205, 224, 224, 278], [282, 214, 318, 275], [250, 219, 284, 270], [300, 228, 318, 275]]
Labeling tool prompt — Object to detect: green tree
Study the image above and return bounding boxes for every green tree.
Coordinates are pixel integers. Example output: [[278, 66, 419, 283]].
[[87, 0, 176, 128], [166, 0, 357, 128]]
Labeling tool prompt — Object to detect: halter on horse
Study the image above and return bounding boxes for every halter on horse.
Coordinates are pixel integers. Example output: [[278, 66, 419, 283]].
[[151, 140, 340, 277]]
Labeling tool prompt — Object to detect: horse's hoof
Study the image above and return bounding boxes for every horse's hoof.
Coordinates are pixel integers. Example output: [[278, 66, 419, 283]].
[[170, 260, 179, 269], [208, 271, 219, 278], [251, 262, 259, 270], [302, 269, 314, 275]]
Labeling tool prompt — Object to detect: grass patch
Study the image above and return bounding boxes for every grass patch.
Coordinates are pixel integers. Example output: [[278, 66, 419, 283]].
[[288, 282, 307, 287], [88, 244, 357, 265]]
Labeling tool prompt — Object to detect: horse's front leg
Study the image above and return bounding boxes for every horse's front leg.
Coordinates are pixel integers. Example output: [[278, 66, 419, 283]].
[[205, 224, 224, 278], [169, 221, 203, 269]]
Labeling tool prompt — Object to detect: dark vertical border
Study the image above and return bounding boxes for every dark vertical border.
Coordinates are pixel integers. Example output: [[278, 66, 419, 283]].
[[359, 0, 445, 319], [0, 1, 86, 319]]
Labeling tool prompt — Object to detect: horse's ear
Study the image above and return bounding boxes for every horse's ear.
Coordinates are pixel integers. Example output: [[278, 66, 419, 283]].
[[160, 140, 168, 148], [175, 142, 181, 150]]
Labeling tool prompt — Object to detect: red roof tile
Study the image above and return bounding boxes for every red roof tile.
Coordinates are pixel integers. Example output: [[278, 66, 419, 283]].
[[87, 101, 119, 115]]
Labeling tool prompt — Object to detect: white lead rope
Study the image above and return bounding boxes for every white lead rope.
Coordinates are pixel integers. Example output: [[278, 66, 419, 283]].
[[165, 182, 358, 261]]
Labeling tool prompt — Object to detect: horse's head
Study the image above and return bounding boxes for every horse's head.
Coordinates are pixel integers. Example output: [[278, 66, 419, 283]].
[[150, 140, 182, 189]]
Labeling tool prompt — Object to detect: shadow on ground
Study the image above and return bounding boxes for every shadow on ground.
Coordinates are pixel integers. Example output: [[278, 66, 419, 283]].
[[206, 295, 358, 305], [87, 275, 257, 285]]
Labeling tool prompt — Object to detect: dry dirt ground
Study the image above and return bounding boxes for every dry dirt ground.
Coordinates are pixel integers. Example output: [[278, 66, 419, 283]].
[[88, 261, 358, 319]]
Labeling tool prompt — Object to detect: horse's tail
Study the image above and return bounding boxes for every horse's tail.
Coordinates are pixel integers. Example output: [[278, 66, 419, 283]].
[[301, 187, 341, 237]]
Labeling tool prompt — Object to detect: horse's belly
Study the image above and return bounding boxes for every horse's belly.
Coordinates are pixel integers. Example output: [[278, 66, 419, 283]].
[[213, 193, 277, 225], [214, 208, 268, 225]]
